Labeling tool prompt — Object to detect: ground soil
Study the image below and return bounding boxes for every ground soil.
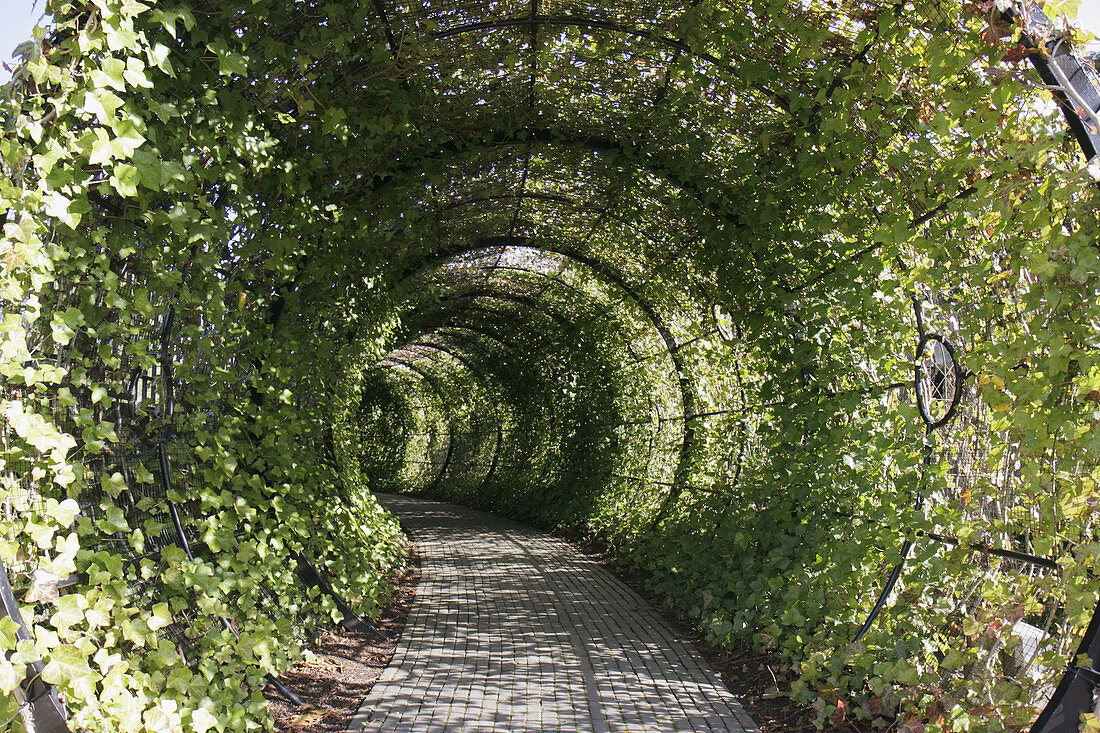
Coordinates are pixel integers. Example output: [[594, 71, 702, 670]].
[[264, 546, 421, 733], [264, 522, 838, 733]]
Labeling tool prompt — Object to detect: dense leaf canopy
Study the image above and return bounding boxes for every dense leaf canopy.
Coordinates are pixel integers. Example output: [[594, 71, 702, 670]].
[[1, 0, 1100, 730]]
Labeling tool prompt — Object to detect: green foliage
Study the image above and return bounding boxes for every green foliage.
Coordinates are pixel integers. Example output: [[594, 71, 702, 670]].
[[0, 0, 1097, 731]]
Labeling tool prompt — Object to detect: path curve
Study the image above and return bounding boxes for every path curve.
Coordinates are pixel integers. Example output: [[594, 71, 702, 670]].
[[349, 494, 758, 732]]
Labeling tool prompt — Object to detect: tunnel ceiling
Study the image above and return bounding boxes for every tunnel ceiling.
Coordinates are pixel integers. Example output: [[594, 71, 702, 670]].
[[223, 0, 1057, 419], [211, 0, 1026, 324]]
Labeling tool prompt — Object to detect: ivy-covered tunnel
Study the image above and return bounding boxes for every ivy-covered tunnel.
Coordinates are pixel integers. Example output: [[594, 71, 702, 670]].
[[3, 0, 1100, 731]]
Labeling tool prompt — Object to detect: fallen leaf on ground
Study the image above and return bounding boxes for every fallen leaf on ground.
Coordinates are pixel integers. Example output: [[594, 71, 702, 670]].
[[289, 709, 331, 729]]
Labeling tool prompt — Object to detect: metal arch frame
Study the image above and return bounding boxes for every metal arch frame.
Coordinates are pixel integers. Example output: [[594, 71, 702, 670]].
[[143, 6, 1100, 730], [1016, 2, 1100, 163], [390, 237, 702, 527], [437, 288, 575, 329], [403, 339, 509, 492], [345, 128, 751, 234], [419, 323, 555, 484], [329, 13, 794, 117], [411, 239, 693, 391], [462, 264, 622, 324], [479, 238, 700, 527], [420, 317, 621, 489], [462, 266, 674, 364], [278, 142, 742, 354], [0, 556, 68, 733], [416, 327, 539, 491], [31, 1, 1100, 728], [1011, 2, 1100, 729], [239, 4, 1100, 730], [386, 334, 567, 490], [427, 169, 723, 310], [339, 131, 774, 289], [399, 337, 564, 494], [914, 333, 964, 430], [388, 285, 650, 495], [352, 370, 422, 489], [379, 355, 461, 492], [439, 191, 574, 212], [410, 192, 721, 313], [420, 12, 1100, 727]]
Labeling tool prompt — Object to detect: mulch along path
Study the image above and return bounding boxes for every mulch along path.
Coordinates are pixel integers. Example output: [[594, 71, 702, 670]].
[[265, 547, 421, 733]]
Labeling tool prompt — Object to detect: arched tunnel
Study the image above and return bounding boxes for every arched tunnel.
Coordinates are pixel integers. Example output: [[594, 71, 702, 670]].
[[3, 0, 1100, 730]]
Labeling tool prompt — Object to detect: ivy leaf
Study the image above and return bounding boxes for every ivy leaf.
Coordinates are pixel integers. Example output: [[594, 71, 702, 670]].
[[0, 660, 22, 695], [109, 163, 140, 197], [149, 7, 196, 39], [322, 107, 347, 136], [133, 148, 163, 188], [146, 43, 175, 77], [103, 19, 141, 53], [147, 603, 173, 632], [50, 595, 86, 630], [133, 463, 156, 484], [101, 473, 128, 499], [190, 707, 219, 733], [42, 191, 81, 229], [90, 58, 127, 92], [41, 644, 100, 699], [87, 129, 115, 166], [25, 568, 61, 604], [81, 89, 124, 125], [206, 39, 249, 77], [46, 498, 80, 528], [123, 58, 153, 89], [87, 124, 146, 166]]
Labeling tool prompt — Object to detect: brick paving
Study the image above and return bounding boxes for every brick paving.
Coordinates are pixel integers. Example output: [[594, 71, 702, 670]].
[[348, 494, 759, 732]]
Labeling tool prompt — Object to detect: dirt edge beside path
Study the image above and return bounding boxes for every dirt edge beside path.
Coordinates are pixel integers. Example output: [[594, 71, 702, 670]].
[[265, 545, 421, 733]]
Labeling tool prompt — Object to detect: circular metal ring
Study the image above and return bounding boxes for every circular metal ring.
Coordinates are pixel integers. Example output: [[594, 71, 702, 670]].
[[915, 333, 963, 429]]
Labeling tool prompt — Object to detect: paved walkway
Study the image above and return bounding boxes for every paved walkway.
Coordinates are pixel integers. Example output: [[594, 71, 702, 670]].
[[349, 494, 758, 732]]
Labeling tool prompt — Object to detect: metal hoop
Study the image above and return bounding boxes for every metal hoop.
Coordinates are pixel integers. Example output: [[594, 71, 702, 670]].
[[915, 333, 963, 429]]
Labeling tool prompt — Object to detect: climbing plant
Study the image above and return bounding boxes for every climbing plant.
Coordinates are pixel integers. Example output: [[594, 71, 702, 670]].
[[1, 0, 1099, 731]]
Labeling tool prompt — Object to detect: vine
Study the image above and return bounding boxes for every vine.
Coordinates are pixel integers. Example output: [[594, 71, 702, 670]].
[[1, 0, 1099, 731]]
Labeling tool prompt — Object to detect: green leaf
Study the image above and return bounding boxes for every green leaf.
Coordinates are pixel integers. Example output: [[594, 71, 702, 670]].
[[123, 58, 152, 89], [0, 659, 22, 695], [90, 386, 110, 405], [81, 89, 124, 125], [89, 58, 127, 92], [101, 473, 128, 499], [133, 463, 156, 484], [206, 39, 249, 77], [87, 129, 114, 166], [41, 644, 99, 695], [42, 191, 81, 229], [46, 498, 80, 528], [147, 603, 173, 632], [133, 148, 163, 188], [109, 163, 140, 197], [50, 595, 85, 630]]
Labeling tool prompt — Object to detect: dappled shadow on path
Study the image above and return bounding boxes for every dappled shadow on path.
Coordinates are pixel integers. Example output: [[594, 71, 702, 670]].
[[352, 494, 758, 732]]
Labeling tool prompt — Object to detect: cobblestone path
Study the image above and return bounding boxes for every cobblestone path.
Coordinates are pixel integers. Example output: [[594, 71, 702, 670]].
[[349, 494, 759, 732]]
